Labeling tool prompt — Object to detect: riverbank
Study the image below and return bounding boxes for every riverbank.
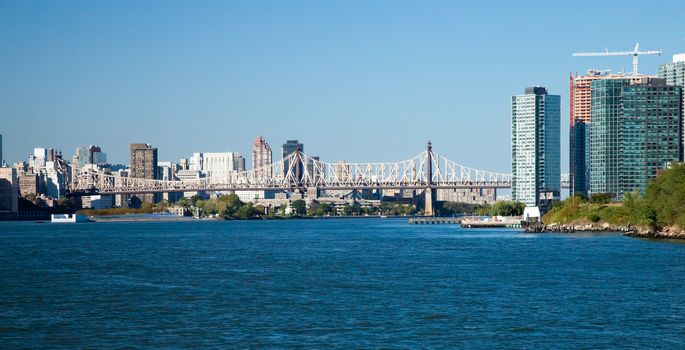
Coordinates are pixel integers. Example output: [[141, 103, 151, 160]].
[[524, 222, 685, 240], [85, 214, 416, 223]]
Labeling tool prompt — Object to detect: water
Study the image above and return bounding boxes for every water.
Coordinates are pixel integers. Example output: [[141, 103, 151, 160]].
[[1, 218, 684, 349]]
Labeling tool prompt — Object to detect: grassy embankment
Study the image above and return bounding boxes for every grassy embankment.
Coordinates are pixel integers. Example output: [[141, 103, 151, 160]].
[[544, 163, 685, 232]]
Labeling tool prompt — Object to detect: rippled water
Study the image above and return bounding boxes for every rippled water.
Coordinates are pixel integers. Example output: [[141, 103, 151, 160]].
[[1, 218, 684, 348]]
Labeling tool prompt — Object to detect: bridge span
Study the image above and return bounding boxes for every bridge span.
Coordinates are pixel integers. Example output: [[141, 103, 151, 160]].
[[72, 143, 570, 214]]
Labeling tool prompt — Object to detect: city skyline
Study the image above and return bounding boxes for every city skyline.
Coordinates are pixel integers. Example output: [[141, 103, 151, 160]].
[[2, 1, 685, 171]]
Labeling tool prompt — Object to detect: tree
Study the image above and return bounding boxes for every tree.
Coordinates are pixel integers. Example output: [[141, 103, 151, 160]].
[[318, 203, 335, 216], [239, 203, 258, 219], [190, 195, 202, 207], [141, 201, 154, 212], [175, 197, 190, 208], [488, 201, 525, 216], [439, 202, 490, 216], [255, 204, 266, 216], [128, 196, 142, 209], [219, 194, 244, 218], [291, 200, 306, 216], [307, 200, 320, 216], [24, 193, 37, 202], [643, 163, 685, 228]]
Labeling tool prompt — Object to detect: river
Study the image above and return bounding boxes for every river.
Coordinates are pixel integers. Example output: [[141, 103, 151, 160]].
[[1, 218, 683, 348]]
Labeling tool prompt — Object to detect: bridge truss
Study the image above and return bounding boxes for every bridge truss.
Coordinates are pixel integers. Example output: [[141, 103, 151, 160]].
[[73, 147, 569, 195]]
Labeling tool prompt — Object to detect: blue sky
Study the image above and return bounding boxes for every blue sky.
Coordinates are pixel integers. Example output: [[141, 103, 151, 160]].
[[1, 0, 684, 173]]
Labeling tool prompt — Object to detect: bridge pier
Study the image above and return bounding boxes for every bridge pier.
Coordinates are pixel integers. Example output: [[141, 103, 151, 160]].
[[424, 141, 435, 217], [424, 187, 435, 217]]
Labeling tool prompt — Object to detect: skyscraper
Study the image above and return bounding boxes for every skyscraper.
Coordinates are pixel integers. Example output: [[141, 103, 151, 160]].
[[72, 145, 107, 175], [570, 70, 654, 196], [252, 136, 272, 179], [234, 153, 246, 172], [282, 140, 303, 180], [511, 86, 560, 212], [0, 134, 3, 166], [590, 78, 682, 199], [658, 53, 685, 159], [130, 143, 158, 203]]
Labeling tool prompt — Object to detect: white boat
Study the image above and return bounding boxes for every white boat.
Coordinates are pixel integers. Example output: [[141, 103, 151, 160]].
[[51, 214, 91, 223]]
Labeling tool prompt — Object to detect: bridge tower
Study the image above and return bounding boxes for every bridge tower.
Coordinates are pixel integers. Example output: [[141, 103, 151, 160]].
[[294, 146, 303, 194], [424, 141, 436, 216]]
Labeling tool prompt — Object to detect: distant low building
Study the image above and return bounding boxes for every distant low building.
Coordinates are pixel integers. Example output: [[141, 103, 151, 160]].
[[82, 195, 113, 210], [437, 188, 496, 205], [234, 190, 276, 203]]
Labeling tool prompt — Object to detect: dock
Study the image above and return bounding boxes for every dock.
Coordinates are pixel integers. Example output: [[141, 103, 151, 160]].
[[408, 217, 461, 224], [460, 221, 523, 229]]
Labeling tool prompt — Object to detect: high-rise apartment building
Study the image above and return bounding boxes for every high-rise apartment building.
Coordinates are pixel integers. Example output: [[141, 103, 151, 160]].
[[511, 87, 560, 212], [570, 71, 654, 196], [252, 136, 272, 179], [0, 167, 19, 214], [658, 53, 685, 159], [590, 78, 681, 199], [130, 143, 158, 202]]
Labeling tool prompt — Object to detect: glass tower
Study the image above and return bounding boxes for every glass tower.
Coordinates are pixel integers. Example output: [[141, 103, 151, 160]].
[[657, 54, 685, 160], [281, 140, 304, 180], [622, 83, 682, 194], [589, 78, 630, 197], [511, 87, 561, 212], [590, 78, 682, 199]]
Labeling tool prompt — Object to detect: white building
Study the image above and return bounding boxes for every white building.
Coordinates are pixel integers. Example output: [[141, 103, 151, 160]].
[[82, 195, 113, 209], [157, 161, 175, 181], [511, 86, 560, 212], [187, 152, 245, 183]]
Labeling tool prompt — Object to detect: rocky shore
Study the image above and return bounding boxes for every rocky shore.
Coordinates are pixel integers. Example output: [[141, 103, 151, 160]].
[[524, 222, 685, 240]]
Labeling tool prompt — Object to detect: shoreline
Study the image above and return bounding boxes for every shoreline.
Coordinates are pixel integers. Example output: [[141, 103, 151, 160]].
[[85, 214, 414, 223], [525, 222, 685, 240]]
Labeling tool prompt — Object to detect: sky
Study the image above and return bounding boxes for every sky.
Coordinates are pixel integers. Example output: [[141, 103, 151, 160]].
[[1, 0, 685, 173]]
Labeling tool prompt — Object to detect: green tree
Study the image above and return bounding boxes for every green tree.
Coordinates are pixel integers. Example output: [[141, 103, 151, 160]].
[[488, 201, 525, 216], [291, 199, 306, 216], [643, 163, 685, 228], [318, 202, 335, 216], [219, 194, 244, 218], [175, 197, 190, 208], [239, 203, 258, 219]]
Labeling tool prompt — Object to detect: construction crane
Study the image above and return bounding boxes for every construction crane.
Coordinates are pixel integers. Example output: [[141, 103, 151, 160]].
[[572, 43, 662, 75]]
